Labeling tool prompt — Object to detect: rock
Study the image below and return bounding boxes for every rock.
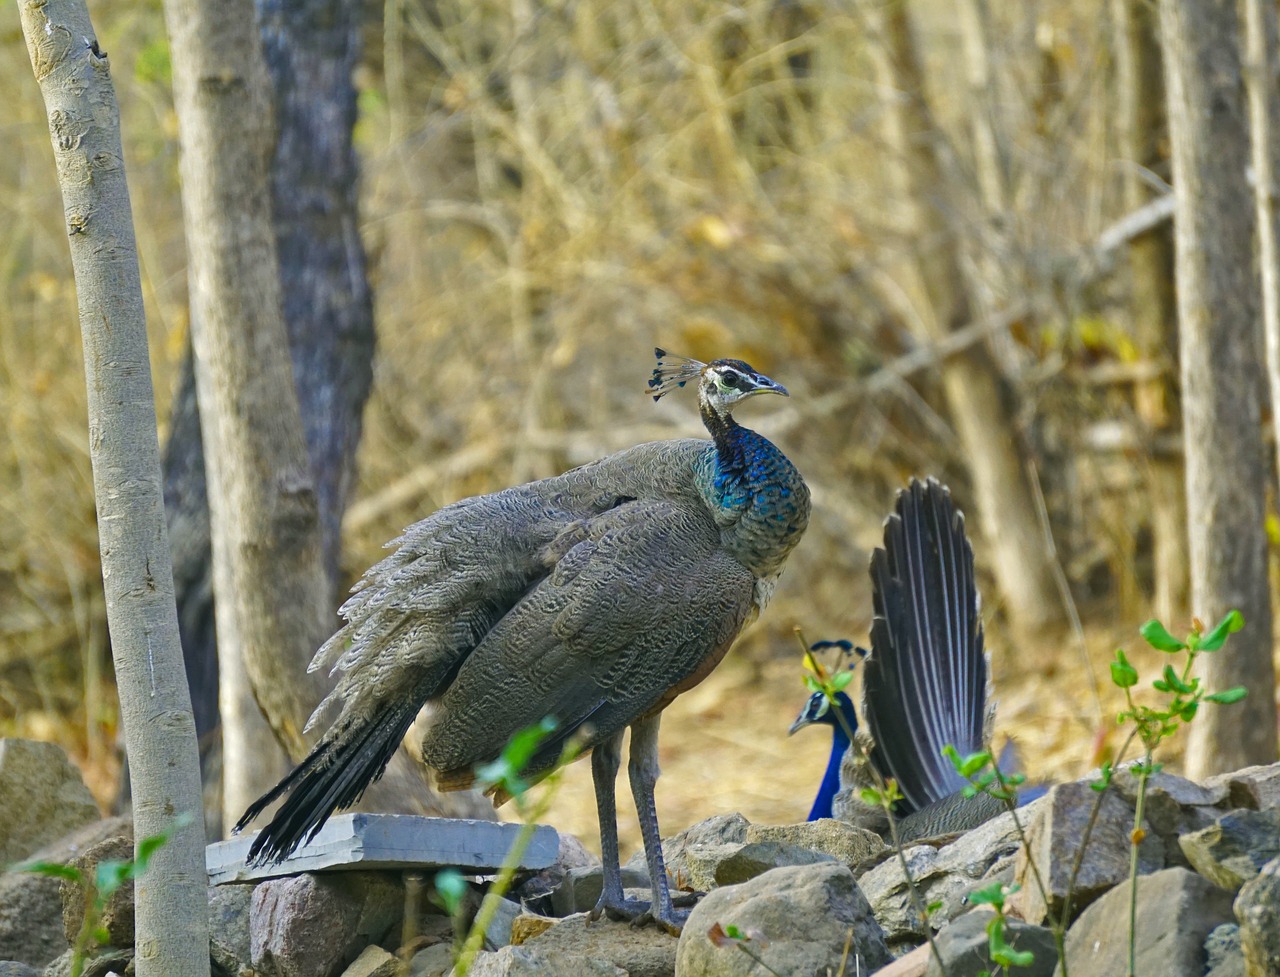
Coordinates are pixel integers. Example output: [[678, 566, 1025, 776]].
[[481, 896, 523, 949], [682, 840, 836, 891], [744, 820, 887, 871], [0, 817, 131, 969], [625, 813, 750, 891], [1011, 781, 1161, 925], [60, 827, 135, 948], [1206, 763, 1280, 811], [408, 943, 454, 977], [516, 914, 676, 977], [340, 945, 399, 977], [549, 864, 650, 916], [0, 740, 99, 865], [925, 910, 1058, 977], [676, 862, 891, 977], [1205, 923, 1245, 977], [859, 804, 1032, 945], [1179, 809, 1280, 892], [872, 943, 931, 977], [249, 872, 403, 977], [1111, 768, 1228, 867], [41, 947, 132, 977], [1236, 855, 1280, 977], [1058, 867, 1234, 977], [466, 945, 625, 976], [512, 832, 600, 914], [510, 913, 555, 945], [0, 963, 40, 977], [208, 883, 253, 977]]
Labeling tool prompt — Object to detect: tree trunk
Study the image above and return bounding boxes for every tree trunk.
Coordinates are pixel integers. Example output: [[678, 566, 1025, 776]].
[[1159, 0, 1278, 776], [865, 0, 1066, 635], [1113, 0, 1187, 623], [161, 0, 332, 825], [17, 3, 210, 974]]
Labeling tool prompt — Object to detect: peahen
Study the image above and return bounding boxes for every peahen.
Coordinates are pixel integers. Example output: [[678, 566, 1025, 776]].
[[791, 478, 1012, 841], [234, 348, 810, 934]]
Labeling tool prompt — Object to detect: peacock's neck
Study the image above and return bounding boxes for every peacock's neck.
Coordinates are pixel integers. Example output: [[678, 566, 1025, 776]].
[[808, 720, 851, 821], [698, 404, 810, 578]]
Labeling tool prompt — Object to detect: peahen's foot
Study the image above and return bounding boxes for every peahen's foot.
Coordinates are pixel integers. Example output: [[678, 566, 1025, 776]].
[[589, 891, 699, 935]]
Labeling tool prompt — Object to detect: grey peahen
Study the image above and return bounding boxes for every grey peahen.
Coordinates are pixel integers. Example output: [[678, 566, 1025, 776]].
[[234, 349, 810, 933], [791, 478, 1015, 841]]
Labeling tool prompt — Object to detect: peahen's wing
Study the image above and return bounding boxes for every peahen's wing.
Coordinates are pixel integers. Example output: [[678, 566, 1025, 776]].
[[419, 496, 756, 779], [305, 439, 713, 732], [861, 478, 987, 813]]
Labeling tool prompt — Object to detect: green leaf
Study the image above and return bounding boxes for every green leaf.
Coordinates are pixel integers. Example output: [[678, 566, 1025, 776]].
[[1204, 686, 1248, 704], [859, 787, 883, 807], [1198, 610, 1244, 652], [968, 881, 1008, 908], [434, 869, 467, 916], [803, 674, 823, 694], [830, 670, 854, 692], [926, 900, 943, 914], [1161, 664, 1192, 695], [95, 860, 134, 899], [15, 860, 81, 883], [1178, 700, 1199, 722], [1111, 649, 1138, 689], [1139, 620, 1186, 652], [1091, 761, 1113, 791]]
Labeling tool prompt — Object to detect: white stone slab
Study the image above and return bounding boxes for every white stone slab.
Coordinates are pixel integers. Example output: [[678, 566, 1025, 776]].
[[206, 813, 559, 885]]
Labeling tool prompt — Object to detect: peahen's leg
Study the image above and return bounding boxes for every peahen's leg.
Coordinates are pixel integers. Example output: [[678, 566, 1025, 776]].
[[628, 712, 690, 935], [589, 731, 647, 922]]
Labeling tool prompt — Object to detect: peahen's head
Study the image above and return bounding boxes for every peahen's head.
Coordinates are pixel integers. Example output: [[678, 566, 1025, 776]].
[[788, 689, 858, 737], [649, 348, 789, 417]]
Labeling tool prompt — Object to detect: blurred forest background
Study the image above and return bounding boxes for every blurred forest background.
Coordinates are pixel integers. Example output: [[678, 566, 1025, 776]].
[[4, 0, 1280, 854]]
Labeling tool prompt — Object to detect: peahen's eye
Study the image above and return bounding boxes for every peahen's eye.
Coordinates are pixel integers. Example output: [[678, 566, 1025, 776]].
[[720, 370, 740, 387]]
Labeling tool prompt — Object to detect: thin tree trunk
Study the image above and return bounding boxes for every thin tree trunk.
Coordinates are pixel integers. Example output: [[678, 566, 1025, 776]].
[[865, 0, 1066, 635], [17, 2, 209, 974], [1159, 0, 1277, 776], [161, 0, 331, 825], [1113, 0, 1187, 623]]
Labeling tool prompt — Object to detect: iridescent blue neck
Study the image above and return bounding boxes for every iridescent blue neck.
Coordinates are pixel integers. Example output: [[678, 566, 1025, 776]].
[[808, 719, 851, 821]]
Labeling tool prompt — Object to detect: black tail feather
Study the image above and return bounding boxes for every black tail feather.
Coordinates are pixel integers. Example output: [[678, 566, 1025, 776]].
[[862, 478, 986, 814], [234, 700, 421, 865]]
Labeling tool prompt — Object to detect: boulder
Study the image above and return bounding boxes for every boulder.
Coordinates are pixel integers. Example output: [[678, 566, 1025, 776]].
[[0, 740, 99, 866], [625, 813, 750, 893], [513, 832, 600, 915], [41, 947, 132, 977], [676, 862, 890, 977], [249, 872, 403, 977], [1057, 867, 1235, 977], [1011, 782, 1161, 924], [549, 864, 650, 917], [340, 945, 399, 977], [1235, 855, 1280, 977], [925, 911, 1058, 977], [1205, 923, 1245, 977], [1111, 768, 1229, 867], [408, 943, 454, 977], [681, 840, 836, 891], [1179, 809, 1280, 892], [1206, 763, 1280, 812], [208, 883, 253, 977], [509, 913, 676, 977], [0, 817, 130, 969], [744, 821, 886, 871], [0, 964, 39, 977], [60, 826, 135, 948], [466, 945, 625, 976]]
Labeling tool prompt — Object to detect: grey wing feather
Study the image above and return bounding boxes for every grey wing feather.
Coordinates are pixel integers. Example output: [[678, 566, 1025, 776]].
[[862, 478, 987, 813]]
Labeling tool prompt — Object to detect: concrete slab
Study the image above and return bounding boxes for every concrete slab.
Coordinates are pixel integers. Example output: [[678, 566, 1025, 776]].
[[207, 813, 559, 885]]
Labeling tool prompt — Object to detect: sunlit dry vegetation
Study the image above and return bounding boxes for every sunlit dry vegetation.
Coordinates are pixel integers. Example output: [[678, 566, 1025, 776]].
[[2, 0, 1258, 846]]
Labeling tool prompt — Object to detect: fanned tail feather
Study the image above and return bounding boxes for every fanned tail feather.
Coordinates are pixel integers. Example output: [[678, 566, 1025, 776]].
[[233, 699, 422, 865]]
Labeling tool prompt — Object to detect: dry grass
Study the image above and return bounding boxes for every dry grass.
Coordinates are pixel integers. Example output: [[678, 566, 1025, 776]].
[[1, 0, 1271, 839]]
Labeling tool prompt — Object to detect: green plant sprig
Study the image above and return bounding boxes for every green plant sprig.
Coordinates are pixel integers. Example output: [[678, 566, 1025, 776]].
[[968, 880, 1035, 976]]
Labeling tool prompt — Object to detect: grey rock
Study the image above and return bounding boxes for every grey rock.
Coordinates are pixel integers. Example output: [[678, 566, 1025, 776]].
[[925, 911, 1058, 977], [1206, 763, 1280, 812], [60, 828, 134, 948], [1012, 781, 1161, 925], [548, 864, 650, 916], [1057, 867, 1234, 977], [512, 831, 600, 913], [340, 945, 400, 977], [208, 883, 253, 977], [0, 964, 40, 977], [625, 813, 750, 891], [1112, 768, 1228, 867], [0, 817, 131, 969], [41, 948, 131, 977], [408, 943, 454, 977], [516, 913, 676, 977], [676, 861, 891, 977], [466, 945, 625, 976], [481, 896, 523, 949], [1205, 923, 1245, 977], [682, 840, 836, 890], [0, 740, 99, 866], [860, 804, 1033, 943], [250, 872, 403, 977], [744, 820, 886, 870], [1180, 809, 1280, 892], [1236, 855, 1280, 977]]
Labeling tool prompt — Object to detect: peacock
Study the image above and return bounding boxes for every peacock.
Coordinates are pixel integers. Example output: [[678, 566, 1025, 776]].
[[791, 478, 1013, 841], [234, 348, 810, 934]]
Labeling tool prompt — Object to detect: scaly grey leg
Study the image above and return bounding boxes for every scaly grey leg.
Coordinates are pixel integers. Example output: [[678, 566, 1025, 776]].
[[589, 731, 646, 921], [628, 713, 690, 935]]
